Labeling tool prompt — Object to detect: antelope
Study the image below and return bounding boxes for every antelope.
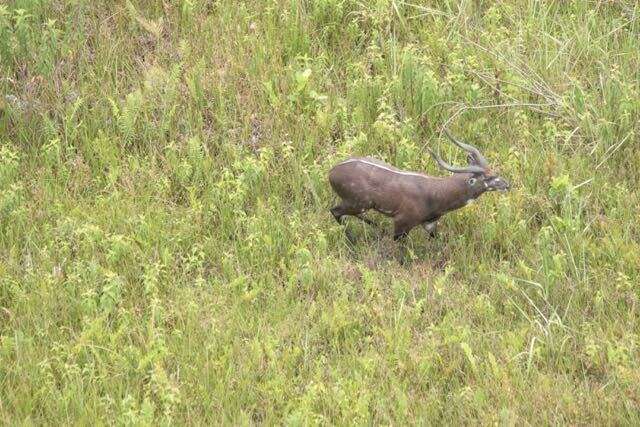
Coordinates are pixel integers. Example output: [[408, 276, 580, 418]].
[[328, 129, 510, 241]]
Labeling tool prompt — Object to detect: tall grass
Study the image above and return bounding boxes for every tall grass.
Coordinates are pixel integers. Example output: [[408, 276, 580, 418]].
[[1, 0, 639, 424]]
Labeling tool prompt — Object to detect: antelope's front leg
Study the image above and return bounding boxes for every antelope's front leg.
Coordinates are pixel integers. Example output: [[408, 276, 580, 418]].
[[423, 220, 438, 238]]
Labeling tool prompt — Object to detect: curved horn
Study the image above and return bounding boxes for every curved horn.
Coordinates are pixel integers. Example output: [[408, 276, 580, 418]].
[[443, 128, 489, 169], [426, 148, 486, 174]]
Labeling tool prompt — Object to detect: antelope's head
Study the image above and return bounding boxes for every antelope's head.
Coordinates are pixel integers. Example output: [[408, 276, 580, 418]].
[[427, 128, 510, 198]]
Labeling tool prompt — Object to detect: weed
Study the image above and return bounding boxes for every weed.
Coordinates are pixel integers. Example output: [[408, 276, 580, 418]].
[[1, 0, 639, 424]]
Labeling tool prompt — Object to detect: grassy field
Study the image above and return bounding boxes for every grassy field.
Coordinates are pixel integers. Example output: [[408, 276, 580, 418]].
[[1, 0, 639, 424]]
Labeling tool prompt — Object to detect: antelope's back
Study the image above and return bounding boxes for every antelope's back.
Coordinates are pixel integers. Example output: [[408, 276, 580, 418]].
[[329, 157, 402, 202], [330, 157, 401, 175], [329, 157, 386, 185]]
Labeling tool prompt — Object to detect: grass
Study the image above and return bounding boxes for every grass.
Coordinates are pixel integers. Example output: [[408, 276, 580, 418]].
[[1, 0, 639, 424]]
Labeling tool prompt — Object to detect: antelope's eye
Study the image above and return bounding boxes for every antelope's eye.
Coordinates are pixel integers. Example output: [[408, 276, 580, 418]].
[[467, 177, 477, 186]]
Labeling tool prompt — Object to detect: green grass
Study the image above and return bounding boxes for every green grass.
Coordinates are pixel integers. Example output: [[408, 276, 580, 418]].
[[1, 0, 639, 424]]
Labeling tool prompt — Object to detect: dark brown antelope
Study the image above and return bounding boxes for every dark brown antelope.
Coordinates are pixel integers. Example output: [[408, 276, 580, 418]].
[[328, 129, 510, 241]]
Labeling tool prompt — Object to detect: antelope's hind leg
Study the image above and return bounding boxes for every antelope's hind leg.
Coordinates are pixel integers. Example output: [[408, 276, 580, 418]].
[[330, 203, 377, 227], [355, 214, 378, 226], [330, 205, 346, 224]]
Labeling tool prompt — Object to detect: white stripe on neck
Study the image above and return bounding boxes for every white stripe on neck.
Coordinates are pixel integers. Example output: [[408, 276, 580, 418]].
[[338, 158, 442, 180]]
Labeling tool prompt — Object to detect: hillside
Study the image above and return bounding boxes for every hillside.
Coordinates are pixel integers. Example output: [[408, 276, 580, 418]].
[[1, 0, 639, 424]]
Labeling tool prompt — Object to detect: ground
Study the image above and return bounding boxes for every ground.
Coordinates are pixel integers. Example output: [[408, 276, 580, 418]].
[[1, 0, 639, 424]]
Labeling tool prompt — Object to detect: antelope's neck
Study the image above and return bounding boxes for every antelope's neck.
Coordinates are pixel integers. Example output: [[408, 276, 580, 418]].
[[435, 174, 476, 212]]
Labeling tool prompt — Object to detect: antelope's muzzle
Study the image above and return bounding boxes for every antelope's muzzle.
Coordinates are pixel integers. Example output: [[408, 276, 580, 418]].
[[487, 176, 510, 192]]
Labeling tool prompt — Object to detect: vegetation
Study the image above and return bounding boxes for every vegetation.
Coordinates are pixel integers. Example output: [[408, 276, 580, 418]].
[[1, 0, 639, 424]]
